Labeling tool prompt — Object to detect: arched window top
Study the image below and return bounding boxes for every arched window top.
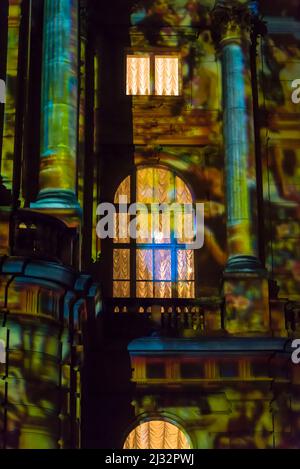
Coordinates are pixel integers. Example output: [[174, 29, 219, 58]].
[[114, 167, 193, 204], [123, 420, 191, 449], [114, 175, 130, 204]]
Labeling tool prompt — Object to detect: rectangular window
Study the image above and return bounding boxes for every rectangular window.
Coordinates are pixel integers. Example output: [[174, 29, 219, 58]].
[[155, 56, 179, 96], [146, 362, 165, 379], [180, 362, 204, 379], [126, 54, 179, 96], [219, 362, 239, 379], [126, 55, 150, 95], [113, 249, 130, 297], [251, 361, 270, 378]]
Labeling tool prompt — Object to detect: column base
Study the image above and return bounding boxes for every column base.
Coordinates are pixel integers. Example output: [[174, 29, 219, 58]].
[[31, 190, 81, 212], [223, 256, 270, 334], [224, 255, 267, 275]]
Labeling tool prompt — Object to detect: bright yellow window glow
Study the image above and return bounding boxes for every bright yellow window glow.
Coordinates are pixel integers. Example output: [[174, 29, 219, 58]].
[[126, 55, 179, 96], [155, 56, 179, 96], [126, 55, 150, 95], [123, 420, 191, 449], [113, 168, 195, 299]]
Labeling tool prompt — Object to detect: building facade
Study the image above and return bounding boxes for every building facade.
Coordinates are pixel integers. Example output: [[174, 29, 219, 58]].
[[0, 0, 300, 449]]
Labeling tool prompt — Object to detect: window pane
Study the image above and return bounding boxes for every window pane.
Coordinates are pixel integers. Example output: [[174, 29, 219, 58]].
[[113, 213, 130, 243], [114, 175, 130, 204], [154, 282, 172, 298], [176, 212, 195, 243], [219, 362, 239, 378], [152, 211, 171, 244], [180, 362, 204, 379], [146, 363, 165, 379], [154, 168, 174, 203], [177, 250, 194, 280], [154, 250, 171, 280], [136, 212, 152, 243], [113, 249, 130, 280], [175, 176, 192, 204], [126, 56, 150, 95], [137, 167, 176, 204], [155, 57, 179, 96], [178, 282, 195, 298], [113, 281, 130, 298], [136, 281, 153, 298], [137, 249, 153, 280], [137, 167, 154, 203]]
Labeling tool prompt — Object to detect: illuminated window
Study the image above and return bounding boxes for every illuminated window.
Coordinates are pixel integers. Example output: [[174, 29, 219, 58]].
[[126, 56, 151, 95], [123, 420, 191, 449], [126, 55, 179, 96], [113, 167, 195, 298]]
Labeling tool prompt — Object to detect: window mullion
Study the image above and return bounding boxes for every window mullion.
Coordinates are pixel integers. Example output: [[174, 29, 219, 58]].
[[151, 54, 155, 96], [130, 170, 136, 298]]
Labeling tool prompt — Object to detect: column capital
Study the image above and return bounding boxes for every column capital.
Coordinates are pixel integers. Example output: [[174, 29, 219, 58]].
[[211, 0, 255, 46]]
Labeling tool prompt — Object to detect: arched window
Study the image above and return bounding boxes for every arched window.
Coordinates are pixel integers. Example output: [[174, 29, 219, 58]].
[[123, 420, 191, 449], [113, 166, 195, 298]]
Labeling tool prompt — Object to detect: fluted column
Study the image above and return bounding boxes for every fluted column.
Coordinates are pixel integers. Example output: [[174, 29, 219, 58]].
[[212, 0, 262, 273], [32, 0, 79, 209]]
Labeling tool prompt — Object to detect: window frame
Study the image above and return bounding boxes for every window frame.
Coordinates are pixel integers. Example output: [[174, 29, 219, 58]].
[[112, 165, 197, 299], [125, 50, 182, 97]]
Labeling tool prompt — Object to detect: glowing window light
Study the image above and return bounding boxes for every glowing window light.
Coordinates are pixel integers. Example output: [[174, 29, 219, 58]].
[[155, 56, 179, 96], [123, 420, 191, 449], [113, 168, 195, 299], [126, 56, 150, 95]]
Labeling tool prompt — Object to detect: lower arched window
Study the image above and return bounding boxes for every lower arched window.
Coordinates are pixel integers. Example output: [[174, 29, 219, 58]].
[[113, 166, 196, 298], [123, 420, 191, 449]]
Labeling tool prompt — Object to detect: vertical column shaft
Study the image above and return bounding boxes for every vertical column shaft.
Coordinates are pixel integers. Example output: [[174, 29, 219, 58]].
[[213, 1, 262, 272], [35, 0, 79, 207], [222, 41, 253, 257]]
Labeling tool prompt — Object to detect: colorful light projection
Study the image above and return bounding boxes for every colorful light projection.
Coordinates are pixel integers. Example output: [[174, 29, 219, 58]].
[[224, 277, 270, 333], [129, 1, 221, 146], [1, 0, 22, 193], [258, 2, 300, 300], [211, 1, 261, 271], [128, 348, 300, 449], [35, 0, 79, 206], [123, 420, 191, 449], [0, 320, 71, 449], [113, 166, 195, 298]]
